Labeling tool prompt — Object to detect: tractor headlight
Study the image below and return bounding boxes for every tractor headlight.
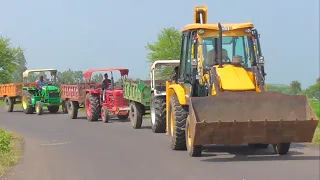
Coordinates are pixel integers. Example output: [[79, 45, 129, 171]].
[[258, 56, 264, 64]]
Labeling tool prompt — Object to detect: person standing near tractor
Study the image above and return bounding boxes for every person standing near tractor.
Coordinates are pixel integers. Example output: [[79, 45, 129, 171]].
[[101, 73, 111, 101]]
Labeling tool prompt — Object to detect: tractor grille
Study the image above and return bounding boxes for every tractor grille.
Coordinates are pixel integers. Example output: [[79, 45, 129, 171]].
[[114, 93, 128, 107], [49, 91, 60, 98]]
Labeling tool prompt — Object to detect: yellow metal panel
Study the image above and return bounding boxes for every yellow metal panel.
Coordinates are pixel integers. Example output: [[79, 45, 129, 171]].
[[168, 84, 187, 105], [182, 23, 254, 32], [216, 65, 255, 91]]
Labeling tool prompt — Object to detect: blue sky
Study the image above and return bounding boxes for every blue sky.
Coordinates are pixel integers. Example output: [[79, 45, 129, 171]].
[[0, 0, 319, 88]]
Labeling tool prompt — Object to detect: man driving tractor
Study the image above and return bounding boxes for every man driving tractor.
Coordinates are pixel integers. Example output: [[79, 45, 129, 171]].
[[102, 73, 111, 101], [37, 76, 46, 89]]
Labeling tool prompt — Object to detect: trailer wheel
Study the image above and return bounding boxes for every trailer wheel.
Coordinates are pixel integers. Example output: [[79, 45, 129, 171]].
[[4, 97, 14, 112], [186, 117, 202, 157], [273, 143, 291, 155], [168, 94, 188, 150], [85, 93, 100, 121], [248, 143, 269, 149], [61, 101, 68, 113], [150, 95, 166, 133], [22, 90, 34, 114], [48, 106, 59, 113], [35, 101, 43, 115], [67, 100, 78, 119], [117, 114, 129, 120], [101, 106, 109, 123], [129, 102, 143, 129]]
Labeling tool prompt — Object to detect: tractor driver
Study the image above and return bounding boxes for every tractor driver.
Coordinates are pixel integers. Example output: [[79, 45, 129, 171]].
[[37, 76, 46, 89], [102, 73, 111, 101]]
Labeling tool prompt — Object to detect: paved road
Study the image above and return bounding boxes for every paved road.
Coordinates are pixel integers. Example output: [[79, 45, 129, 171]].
[[0, 108, 319, 180]]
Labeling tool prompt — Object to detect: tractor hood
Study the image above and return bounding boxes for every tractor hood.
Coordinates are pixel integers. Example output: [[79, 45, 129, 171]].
[[42, 85, 59, 91], [215, 64, 255, 91]]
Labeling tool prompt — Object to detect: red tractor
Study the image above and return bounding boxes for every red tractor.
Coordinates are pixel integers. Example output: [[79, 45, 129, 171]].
[[61, 68, 129, 123]]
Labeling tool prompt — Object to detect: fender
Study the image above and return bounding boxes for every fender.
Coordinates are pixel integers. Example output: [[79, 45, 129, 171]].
[[168, 84, 187, 105], [86, 89, 101, 94]]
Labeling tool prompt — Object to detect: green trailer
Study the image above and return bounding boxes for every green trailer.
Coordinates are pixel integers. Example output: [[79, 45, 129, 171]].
[[21, 69, 66, 115], [123, 60, 180, 133]]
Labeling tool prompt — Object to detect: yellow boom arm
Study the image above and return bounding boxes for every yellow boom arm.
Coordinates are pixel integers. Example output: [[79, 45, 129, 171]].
[[194, 5, 208, 24]]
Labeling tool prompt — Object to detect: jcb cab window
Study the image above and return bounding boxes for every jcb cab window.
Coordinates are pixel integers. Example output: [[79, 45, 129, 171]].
[[201, 36, 253, 68]]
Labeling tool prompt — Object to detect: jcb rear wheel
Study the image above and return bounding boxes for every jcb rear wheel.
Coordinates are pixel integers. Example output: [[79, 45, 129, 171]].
[[273, 143, 291, 155], [169, 94, 188, 150], [85, 93, 100, 121], [186, 117, 202, 157]]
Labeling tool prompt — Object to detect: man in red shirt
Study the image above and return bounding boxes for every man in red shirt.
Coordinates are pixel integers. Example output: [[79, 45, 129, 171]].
[[102, 73, 111, 101]]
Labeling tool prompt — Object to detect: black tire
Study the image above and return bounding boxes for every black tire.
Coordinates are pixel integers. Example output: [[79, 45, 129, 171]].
[[35, 101, 43, 115], [273, 143, 291, 155], [22, 90, 34, 114], [129, 102, 143, 129], [168, 94, 188, 150], [150, 95, 166, 133], [67, 100, 78, 119], [85, 93, 100, 121], [186, 118, 202, 157], [117, 114, 129, 120], [101, 106, 109, 123], [4, 97, 14, 112], [248, 143, 269, 148], [61, 101, 68, 113], [48, 106, 59, 113]]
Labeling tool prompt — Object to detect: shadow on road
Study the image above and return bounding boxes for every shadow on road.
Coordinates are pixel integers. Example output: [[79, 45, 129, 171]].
[[200, 145, 320, 162]]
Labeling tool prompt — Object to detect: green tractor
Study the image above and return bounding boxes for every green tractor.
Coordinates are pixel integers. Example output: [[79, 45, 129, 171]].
[[21, 69, 63, 115]]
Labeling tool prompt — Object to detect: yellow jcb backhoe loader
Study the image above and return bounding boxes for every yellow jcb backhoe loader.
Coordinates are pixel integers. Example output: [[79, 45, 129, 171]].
[[165, 5, 319, 157]]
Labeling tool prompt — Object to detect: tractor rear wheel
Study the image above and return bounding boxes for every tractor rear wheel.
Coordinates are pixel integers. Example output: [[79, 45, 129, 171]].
[[168, 94, 188, 150], [129, 102, 143, 129], [67, 100, 78, 119], [4, 97, 14, 112], [35, 101, 43, 115], [48, 106, 59, 113], [101, 106, 109, 123], [273, 143, 291, 155], [85, 93, 100, 121], [117, 114, 129, 120], [150, 95, 166, 133], [186, 117, 202, 157], [22, 90, 34, 114]]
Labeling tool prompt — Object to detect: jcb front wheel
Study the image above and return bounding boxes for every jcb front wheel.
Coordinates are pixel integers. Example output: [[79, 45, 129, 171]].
[[186, 117, 202, 157], [168, 94, 188, 150]]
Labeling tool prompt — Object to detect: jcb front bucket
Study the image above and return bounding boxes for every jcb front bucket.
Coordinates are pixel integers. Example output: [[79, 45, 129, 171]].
[[188, 92, 319, 146]]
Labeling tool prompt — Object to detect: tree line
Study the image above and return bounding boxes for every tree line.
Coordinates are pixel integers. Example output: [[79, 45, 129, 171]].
[[1, 29, 319, 99]]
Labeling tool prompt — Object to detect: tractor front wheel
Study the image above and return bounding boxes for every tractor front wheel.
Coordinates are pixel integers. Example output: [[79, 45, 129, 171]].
[[85, 93, 100, 121], [67, 100, 78, 119], [48, 106, 59, 113], [4, 97, 14, 112], [129, 102, 143, 129], [35, 102, 43, 115], [101, 106, 109, 123]]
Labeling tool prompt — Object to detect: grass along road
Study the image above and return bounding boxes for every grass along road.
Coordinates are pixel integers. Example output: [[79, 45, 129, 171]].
[[0, 129, 23, 177]]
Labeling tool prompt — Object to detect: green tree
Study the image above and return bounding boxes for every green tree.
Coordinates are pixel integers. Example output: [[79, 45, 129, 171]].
[[57, 69, 76, 84], [91, 73, 103, 82], [316, 77, 320, 84], [12, 48, 27, 82], [290, 80, 302, 95], [0, 36, 22, 83], [146, 27, 181, 79]]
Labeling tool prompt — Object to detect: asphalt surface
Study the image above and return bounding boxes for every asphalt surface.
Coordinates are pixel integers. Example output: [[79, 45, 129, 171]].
[[0, 108, 319, 180]]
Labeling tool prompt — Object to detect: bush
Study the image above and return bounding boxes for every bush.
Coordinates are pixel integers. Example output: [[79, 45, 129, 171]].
[[0, 129, 12, 153]]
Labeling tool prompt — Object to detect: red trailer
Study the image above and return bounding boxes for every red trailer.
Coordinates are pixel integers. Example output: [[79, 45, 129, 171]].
[[61, 68, 129, 122]]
